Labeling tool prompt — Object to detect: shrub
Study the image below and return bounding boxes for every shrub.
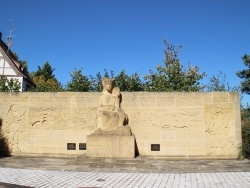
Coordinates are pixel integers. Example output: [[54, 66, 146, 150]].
[[241, 107, 250, 158]]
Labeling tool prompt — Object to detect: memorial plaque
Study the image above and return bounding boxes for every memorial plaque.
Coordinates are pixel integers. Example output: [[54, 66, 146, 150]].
[[67, 143, 76, 150], [151, 144, 160, 151], [79, 143, 86, 150]]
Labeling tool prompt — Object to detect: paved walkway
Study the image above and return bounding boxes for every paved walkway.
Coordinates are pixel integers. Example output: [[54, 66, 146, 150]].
[[0, 155, 250, 187]]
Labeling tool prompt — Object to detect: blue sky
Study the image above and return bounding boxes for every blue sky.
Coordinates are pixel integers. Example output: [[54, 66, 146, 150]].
[[0, 0, 249, 104]]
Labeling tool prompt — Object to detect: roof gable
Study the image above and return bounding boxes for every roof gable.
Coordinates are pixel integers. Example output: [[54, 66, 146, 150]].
[[0, 32, 36, 87]]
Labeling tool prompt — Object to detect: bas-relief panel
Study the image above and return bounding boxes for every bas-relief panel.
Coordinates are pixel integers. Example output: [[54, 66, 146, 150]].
[[131, 107, 204, 130], [204, 105, 234, 136], [28, 107, 96, 130], [1, 104, 27, 153], [28, 108, 70, 129], [206, 135, 236, 156], [204, 104, 236, 156]]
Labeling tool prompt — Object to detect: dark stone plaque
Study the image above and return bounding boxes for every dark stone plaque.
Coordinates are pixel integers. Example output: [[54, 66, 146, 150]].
[[151, 144, 160, 151], [79, 143, 86, 150], [67, 143, 76, 150]]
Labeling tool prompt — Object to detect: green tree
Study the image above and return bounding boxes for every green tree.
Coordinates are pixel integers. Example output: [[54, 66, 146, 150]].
[[19, 60, 28, 71], [66, 68, 91, 92], [89, 69, 144, 92], [115, 70, 144, 91], [34, 61, 55, 80], [12, 52, 28, 72], [205, 71, 240, 92], [237, 54, 250, 158], [0, 76, 21, 92], [241, 106, 250, 158], [237, 54, 250, 95], [89, 69, 114, 92], [90, 72, 103, 92], [30, 62, 62, 92], [130, 73, 145, 91], [31, 75, 62, 92], [144, 39, 206, 91], [103, 69, 114, 79]]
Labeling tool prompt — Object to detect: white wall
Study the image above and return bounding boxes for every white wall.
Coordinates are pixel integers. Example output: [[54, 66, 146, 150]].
[[0, 52, 25, 92]]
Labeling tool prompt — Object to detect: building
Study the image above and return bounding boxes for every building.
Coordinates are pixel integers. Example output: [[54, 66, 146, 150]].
[[0, 32, 35, 91]]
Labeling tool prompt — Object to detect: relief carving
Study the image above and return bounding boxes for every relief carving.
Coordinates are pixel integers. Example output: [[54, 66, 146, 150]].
[[153, 109, 202, 129], [131, 108, 203, 129], [207, 135, 236, 155], [205, 105, 236, 155], [28, 107, 96, 130], [28, 108, 69, 129], [205, 106, 233, 135], [5, 104, 26, 152]]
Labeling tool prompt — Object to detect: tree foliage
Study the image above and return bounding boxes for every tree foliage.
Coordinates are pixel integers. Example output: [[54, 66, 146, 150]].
[[12, 52, 28, 72], [103, 69, 114, 79], [66, 68, 90, 92], [236, 54, 250, 158], [31, 75, 62, 92], [237, 54, 250, 95], [90, 72, 103, 92], [89, 69, 115, 92], [115, 70, 144, 91], [241, 106, 250, 158], [144, 39, 205, 92], [205, 71, 240, 92], [0, 76, 21, 92], [30, 62, 62, 92], [18, 60, 28, 71], [34, 61, 55, 80], [88, 69, 144, 92]]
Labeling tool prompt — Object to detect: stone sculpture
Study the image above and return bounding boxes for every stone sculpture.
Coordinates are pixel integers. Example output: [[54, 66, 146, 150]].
[[87, 78, 135, 158], [93, 78, 131, 135]]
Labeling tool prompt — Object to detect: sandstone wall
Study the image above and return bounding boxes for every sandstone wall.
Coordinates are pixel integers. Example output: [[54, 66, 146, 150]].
[[0, 92, 241, 158]]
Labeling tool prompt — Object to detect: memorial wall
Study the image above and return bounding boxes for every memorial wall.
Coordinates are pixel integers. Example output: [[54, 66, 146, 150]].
[[0, 92, 242, 159]]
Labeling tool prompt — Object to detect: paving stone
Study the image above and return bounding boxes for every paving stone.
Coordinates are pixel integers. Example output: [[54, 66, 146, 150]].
[[0, 156, 250, 187]]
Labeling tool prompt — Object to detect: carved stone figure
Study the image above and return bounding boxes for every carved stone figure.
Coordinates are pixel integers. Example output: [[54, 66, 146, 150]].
[[94, 78, 130, 135]]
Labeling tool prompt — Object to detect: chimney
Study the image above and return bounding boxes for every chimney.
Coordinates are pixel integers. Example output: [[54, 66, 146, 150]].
[[0, 32, 2, 40]]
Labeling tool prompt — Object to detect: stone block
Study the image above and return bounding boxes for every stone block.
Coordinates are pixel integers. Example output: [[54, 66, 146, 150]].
[[175, 131, 188, 140], [86, 134, 135, 158], [176, 97, 204, 106], [161, 131, 175, 141], [188, 148, 205, 156], [156, 97, 175, 106], [134, 131, 161, 140], [213, 92, 229, 103]]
